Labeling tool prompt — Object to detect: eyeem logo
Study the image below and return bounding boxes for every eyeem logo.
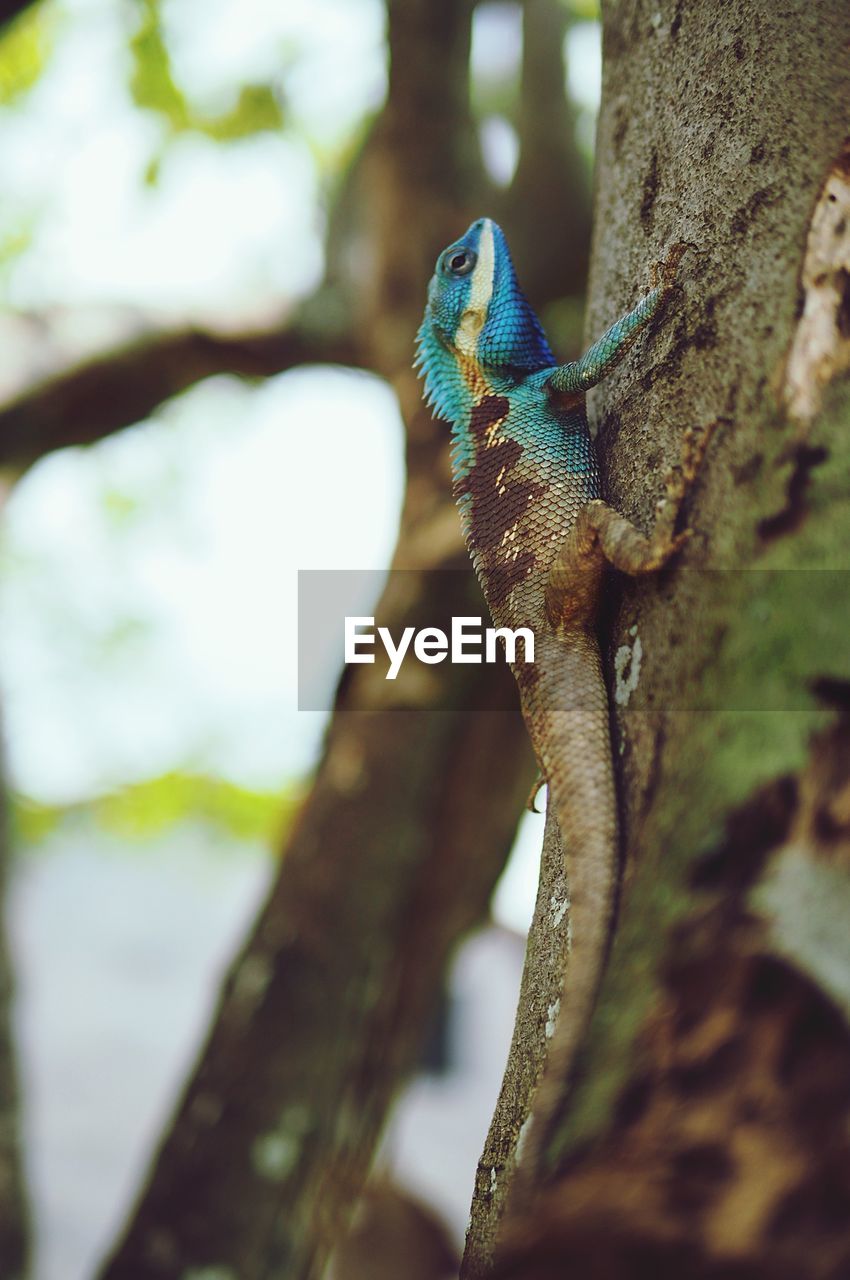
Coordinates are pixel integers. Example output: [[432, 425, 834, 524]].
[[345, 616, 535, 681]]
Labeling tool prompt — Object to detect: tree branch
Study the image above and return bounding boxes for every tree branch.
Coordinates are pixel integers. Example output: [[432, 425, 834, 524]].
[[94, 2, 529, 1277], [0, 316, 364, 472], [0, 0, 35, 30], [99, 596, 534, 1280]]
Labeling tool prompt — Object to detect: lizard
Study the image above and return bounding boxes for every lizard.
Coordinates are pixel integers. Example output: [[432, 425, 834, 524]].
[[415, 217, 711, 1189]]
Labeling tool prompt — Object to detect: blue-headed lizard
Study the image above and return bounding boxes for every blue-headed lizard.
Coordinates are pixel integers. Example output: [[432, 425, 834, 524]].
[[416, 218, 711, 1192]]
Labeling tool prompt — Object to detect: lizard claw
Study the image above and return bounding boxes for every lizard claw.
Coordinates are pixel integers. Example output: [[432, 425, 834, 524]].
[[649, 241, 692, 293], [679, 419, 717, 483], [651, 421, 716, 561], [662, 422, 716, 506]]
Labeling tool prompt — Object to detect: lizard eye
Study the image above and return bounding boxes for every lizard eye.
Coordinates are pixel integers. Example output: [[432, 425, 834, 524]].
[[442, 246, 477, 277]]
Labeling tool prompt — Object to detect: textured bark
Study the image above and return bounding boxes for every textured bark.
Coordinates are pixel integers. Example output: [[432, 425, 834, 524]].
[[484, 0, 850, 1275]]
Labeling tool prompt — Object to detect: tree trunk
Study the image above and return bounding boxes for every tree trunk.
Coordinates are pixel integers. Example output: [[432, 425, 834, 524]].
[[96, 2, 539, 1277], [488, 1, 850, 1275]]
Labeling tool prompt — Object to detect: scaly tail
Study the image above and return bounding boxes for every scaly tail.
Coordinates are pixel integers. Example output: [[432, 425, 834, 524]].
[[459, 803, 570, 1279], [515, 628, 619, 1184]]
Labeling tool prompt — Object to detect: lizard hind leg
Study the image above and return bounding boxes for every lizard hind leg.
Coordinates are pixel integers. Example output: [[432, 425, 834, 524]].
[[547, 419, 715, 619]]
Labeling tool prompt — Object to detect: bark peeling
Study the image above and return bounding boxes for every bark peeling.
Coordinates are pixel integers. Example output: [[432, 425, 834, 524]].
[[784, 141, 850, 425]]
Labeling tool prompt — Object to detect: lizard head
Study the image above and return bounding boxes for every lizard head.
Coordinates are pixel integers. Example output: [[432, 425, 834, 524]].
[[415, 218, 554, 421]]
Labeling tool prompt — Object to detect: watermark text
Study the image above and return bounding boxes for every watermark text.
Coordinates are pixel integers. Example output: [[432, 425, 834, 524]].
[[345, 616, 534, 680]]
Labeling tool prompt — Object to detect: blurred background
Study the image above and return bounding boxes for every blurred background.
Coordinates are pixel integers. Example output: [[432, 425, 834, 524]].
[[0, 1, 601, 1275]]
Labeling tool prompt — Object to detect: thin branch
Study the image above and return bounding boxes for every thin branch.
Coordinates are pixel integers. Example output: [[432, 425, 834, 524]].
[[0, 1, 35, 29]]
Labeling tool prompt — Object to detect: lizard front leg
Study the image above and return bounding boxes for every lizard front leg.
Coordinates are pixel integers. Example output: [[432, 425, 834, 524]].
[[546, 242, 690, 397]]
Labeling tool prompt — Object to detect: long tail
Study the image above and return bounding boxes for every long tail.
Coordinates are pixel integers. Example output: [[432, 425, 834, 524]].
[[459, 804, 570, 1279], [516, 627, 620, 1183]]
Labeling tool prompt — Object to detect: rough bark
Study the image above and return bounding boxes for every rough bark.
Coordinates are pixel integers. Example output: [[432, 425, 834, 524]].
[[482, 0, 850, 1275]]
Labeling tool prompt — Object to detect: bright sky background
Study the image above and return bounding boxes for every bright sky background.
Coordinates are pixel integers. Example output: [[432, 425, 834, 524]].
[[0, 0, 600, 916]]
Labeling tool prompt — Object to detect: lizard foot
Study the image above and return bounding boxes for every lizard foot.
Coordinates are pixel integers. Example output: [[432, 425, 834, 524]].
[[662, 419, 716, 506], [649, 241, 693, 293], [588, 419, 715, 577]]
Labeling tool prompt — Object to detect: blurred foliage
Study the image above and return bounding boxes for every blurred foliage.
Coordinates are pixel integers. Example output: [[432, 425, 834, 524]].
[[130, 0, 283, 144], [11, 770, 297, 847], [564, 0, 599, 19], [0, 218, 33, 282], [0, 0, 56, 106], [101, 487, 143, 528], [540, 293, 586, 361]]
